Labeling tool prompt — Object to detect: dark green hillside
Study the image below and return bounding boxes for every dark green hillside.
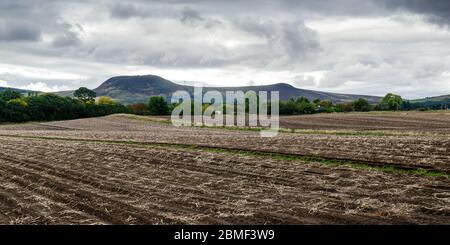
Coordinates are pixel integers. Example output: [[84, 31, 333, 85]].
[[76, 75, 381, 104]]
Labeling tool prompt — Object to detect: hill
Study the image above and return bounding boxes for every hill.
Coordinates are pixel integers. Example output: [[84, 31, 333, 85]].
[[84, 75, 381, 104], [0, 87, 34, 94], [406, 94, 450, 110], [410, 94, 450, 104]]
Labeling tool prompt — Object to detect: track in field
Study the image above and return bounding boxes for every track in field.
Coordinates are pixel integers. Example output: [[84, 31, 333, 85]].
[[1, 114, 449, 172], [0, 112, 449, 224], [0, 136, 449, 224]]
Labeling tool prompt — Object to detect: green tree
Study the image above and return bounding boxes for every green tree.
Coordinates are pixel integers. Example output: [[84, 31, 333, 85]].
[[352, 98, 370, 112], [296, 96, 310, 104], [0, 89, 22, 102], [0, 98, 6, 121], [148, 96, 169, 115], [280, 98, 297, 115], [74, 87, 96, 104], [279, 97, 315, 115], [315, 99, 334, 113], [336, 102, 354, 112], [381, 93, 403, 111], [4, 98, 30, 122], [296, 100, 315, 114], [97, 96, 116, 105]]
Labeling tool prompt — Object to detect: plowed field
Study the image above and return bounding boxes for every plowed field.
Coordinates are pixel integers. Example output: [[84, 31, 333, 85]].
[[0, 112, 449, 224]]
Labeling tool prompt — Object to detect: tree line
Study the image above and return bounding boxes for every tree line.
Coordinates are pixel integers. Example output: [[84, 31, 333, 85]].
[[1, 87, 447, 123], [0, 88, 128, 123], [128, 92, 426, 116], [279, 93, 404, 115]]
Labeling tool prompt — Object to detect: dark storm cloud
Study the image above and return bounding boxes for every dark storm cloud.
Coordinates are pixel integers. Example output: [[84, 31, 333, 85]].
[[380, 0, 450, 26], [0, 20, 41, 41]]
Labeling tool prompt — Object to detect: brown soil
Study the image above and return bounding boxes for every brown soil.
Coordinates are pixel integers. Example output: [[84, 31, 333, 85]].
[[0, 112, 448, 224]]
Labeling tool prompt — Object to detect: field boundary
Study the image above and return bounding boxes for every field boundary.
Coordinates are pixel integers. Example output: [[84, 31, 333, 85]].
[[116, 114, 440, 137], [1, 134, 448, 178]]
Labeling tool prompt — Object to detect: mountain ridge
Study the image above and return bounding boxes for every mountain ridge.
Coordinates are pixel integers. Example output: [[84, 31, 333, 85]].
[[0, 87, 35, 94], [4, 75, 449, 106], [4, 75, 450, 104], [86, 75, 383, 104]]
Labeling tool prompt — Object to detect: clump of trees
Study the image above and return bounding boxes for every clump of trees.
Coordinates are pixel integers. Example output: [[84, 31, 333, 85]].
[[131, 93, 412, 117], [381, 93, 403, 111], [127, 103, 149, 115], [2, 87, 446, 124], [278, 96, 374, 115], [279, 97, 315, 115], [279, 93, 447, 113], [401, 100, 449, 111], [74, 87, 96, 104], [127, 96, 172, 116], [148, 96, 170, 115], [0, 88, 128, 123]]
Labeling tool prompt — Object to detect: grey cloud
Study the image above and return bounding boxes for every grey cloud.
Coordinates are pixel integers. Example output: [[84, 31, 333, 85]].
[[235, 19, 321, 62], [0, 20, 41, 41], [179, 7, 223, 29], [0, 0, 449, 98], [279, 22, 321, 61], [110, 2, 148, 19], [180, 7, 203, 24], [379, 0, 450, 26], [292, 75, 316, 87], [51, 22, 82, 48]]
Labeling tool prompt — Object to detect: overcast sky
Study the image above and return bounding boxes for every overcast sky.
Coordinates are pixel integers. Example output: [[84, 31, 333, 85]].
[[1, 0, 450, 98]]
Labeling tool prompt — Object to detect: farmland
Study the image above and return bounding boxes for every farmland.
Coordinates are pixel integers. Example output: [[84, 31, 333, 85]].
[[0, 111, 449, 224]]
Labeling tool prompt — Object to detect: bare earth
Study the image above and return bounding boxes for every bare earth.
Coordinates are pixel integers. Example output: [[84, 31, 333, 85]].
[[0, 111, 449, 224]]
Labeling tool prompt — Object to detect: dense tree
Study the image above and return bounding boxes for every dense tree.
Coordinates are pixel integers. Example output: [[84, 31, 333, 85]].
[[280, 98, 297, 115], [352, 98, 371, 112], [381, 93, 403, 111], [0, 98, 5, 121], [97, 96, 116, 105], [314, 99, 334, 113], [127, 103, 149, 115], [296, 96, 310, 104], [0, 92, 128, 123], [313, 98, 321, 104], [26, 94, 83, 121], [74, 87, 96, 104], [336, 102, 354, 112], [0, 89, 22, 102], [401, 100, 412, 110], [296, 100, 315, 114], [148, 96, 170, 115], [279, 97, 315, 115], [4, 99, 30, 122]]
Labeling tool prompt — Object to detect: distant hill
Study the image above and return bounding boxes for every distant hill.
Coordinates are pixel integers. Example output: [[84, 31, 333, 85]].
[[409, 94, 450, 104], [0, 87, 34, 94], [406, 94, 450, 110], [66, 75, 381, 104]]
